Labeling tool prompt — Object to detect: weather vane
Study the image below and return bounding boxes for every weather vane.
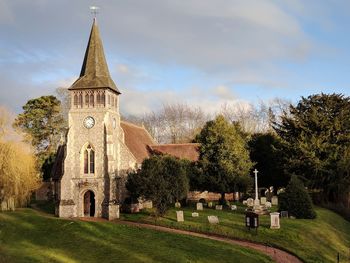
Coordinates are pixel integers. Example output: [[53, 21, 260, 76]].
[[90, 6, 100, 18]]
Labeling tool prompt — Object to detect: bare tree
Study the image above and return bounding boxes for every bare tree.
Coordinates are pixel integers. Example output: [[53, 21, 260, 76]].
[[220, 98, 292, 134], [124, 103, 209, 144]]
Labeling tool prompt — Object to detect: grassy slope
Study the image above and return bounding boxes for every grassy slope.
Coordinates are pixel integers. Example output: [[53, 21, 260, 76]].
[[122, 205, 350, 263], [0, 209, 272, 263]]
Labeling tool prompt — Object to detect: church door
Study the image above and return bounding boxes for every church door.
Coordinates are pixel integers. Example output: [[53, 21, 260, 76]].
[[83, 190, 95, 217]]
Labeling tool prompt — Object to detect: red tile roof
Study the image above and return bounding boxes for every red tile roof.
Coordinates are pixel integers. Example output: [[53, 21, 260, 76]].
[[120, 121, 156, 163], [149, 143, 200, 161]]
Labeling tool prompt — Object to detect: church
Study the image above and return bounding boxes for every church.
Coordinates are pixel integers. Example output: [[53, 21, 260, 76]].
[[52, 18, 199, 220]]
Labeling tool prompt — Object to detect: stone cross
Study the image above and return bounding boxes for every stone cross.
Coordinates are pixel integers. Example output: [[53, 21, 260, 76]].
[[253, 169, 259, 203]]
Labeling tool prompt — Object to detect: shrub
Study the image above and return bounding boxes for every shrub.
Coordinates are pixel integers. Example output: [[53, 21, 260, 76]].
[[126, 155, 189, 217], [279, 175, 316, 219]]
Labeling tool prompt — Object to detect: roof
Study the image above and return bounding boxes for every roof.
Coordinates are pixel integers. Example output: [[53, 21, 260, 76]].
[[69, 18, 120, 94], [149, 143, 200, 161], [120, 121, 156, 163]]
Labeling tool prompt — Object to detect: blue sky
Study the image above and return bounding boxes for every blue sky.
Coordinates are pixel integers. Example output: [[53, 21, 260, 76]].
[[1, 0, 350, 116]]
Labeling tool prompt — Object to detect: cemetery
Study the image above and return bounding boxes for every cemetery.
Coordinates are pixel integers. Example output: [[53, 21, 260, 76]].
[[1, 3, 350, 263], [122, 201, 350, 262]]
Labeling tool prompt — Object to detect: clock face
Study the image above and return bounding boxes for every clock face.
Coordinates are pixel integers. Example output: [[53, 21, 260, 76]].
[[83, 116, 95, 129]]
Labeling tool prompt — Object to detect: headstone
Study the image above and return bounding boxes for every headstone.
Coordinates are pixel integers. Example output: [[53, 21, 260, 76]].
[[271, 196, 278, 206], [207, 202, 213, 208], [265, 201, 272, 208], [196, 202, 203, 211], [208, 215, 219, 224], [1, 201, 7, 211], [234, 192, 240, 201], [270, 212, 280, 229], [242, 200, 247, 205], [215, 205, 223, 210], [260, 197, 267, 205], [246, 198, 254, 207], [192, 212, 199, 217], [281, 211, 288, 218], [231, 205, 237, 211], [175, 202, 181, 208], [176, 211, 184, 222]]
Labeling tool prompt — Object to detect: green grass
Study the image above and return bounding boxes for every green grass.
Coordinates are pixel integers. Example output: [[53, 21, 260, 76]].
[[0, 209, 272, 263], [122, 204, 350, 263]]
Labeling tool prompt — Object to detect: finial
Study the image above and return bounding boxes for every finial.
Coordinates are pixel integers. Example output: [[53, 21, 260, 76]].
[[90, 6, 100, 18]]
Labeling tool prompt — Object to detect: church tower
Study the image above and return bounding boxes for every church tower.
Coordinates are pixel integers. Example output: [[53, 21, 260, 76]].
[[57, 18, 134, 220]]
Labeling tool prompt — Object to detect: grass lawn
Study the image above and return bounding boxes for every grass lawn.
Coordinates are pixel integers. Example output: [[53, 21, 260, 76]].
[[0, 209, 272, 263], [122, 204, 350, 263]]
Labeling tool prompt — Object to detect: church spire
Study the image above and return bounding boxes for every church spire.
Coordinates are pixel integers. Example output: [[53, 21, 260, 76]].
[[69, 18, 120, 94]]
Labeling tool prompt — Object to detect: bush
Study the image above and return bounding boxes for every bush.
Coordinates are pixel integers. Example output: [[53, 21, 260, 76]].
[[279, 175, 316, 219], [126, 155, 189, 217]]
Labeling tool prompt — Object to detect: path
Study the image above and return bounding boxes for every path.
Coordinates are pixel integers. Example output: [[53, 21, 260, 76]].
[[80, 217, 303, 263]]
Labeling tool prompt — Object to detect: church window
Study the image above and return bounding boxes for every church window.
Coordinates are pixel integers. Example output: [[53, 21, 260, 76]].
[[97, 93, 101, 105], [84, 144, 95, 174], [101, 93, 105, 106], [111, 95, 114, 107], [108, 95, 111, 105], [79, 94, 83, 108], [85, 94, 89, 106], [115, 98, 118, 108], [90, 94, 94, 107], [74, 94, 78, 107]]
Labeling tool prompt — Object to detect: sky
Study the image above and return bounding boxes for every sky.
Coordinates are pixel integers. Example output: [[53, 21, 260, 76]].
[[1, 0, 350, 116]]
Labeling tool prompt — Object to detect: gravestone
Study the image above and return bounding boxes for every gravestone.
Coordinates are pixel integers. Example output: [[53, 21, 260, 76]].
[[175, 202, 181, 208], [208, 215, 219, 224], [215, 205, 223, 210], [234, 192, 240, 201], [246, 198, 254, 207], [271, 196, 278, 206], [281, 211, 288, 218], [260, 197, 267, 205], [265, 201, 272, 208], [242, 200, 247, 205], [270, 212, 280, 229], [192, 212, 199, 217], [196, 202, 203, 211], [176, 211, 184, 222], [231, 205, 237, 211], [207, 202, 213, 208]]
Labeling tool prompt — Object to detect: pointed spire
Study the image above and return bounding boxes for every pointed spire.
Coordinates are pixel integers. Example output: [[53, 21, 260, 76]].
[[69, 18, 120, 94]]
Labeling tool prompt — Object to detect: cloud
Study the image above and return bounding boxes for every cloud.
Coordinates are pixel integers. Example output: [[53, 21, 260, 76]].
[[1, 0, 349, 114]]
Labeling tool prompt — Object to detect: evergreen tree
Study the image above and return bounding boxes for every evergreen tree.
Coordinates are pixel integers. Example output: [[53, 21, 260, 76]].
[[279, 175, 316, 219], [195, 115, 253, 203], [249, 133, 288, 189], [273, 93, 350, 202], [14, 96, 66, 178], [126, 155, 189, 217]]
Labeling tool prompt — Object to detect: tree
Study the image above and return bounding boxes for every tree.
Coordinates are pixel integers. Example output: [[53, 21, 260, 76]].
[[0, 109, 40, 210], [249, 133, 288, 189], [273, 93, 350, 202], [195, 115, 253, 203], [279, 175, 316, 219], [13, 96, 65, 168], [125, 103, 209, 144], [126, 155, 189, 217]]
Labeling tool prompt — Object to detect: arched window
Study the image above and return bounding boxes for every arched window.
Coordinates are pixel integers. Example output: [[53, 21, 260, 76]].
[[108, 95, 111, 105], [84, 144, 95, 174], [97, 93, 101, 105], [79, 94, 83, 108], [101, 93, 105, 106], [85, 94, 89, 106], [111, 95, 114, 107], [74, 94, 78, 107], [115, 98, 118, 108], [90, 94, 94, 107]]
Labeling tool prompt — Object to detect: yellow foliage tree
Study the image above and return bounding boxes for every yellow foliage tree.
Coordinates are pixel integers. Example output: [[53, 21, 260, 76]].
[[0, 106, 40, 210]]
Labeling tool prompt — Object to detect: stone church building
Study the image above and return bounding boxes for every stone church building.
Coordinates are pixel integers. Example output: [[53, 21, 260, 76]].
[[52, 19, 198, 220]]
